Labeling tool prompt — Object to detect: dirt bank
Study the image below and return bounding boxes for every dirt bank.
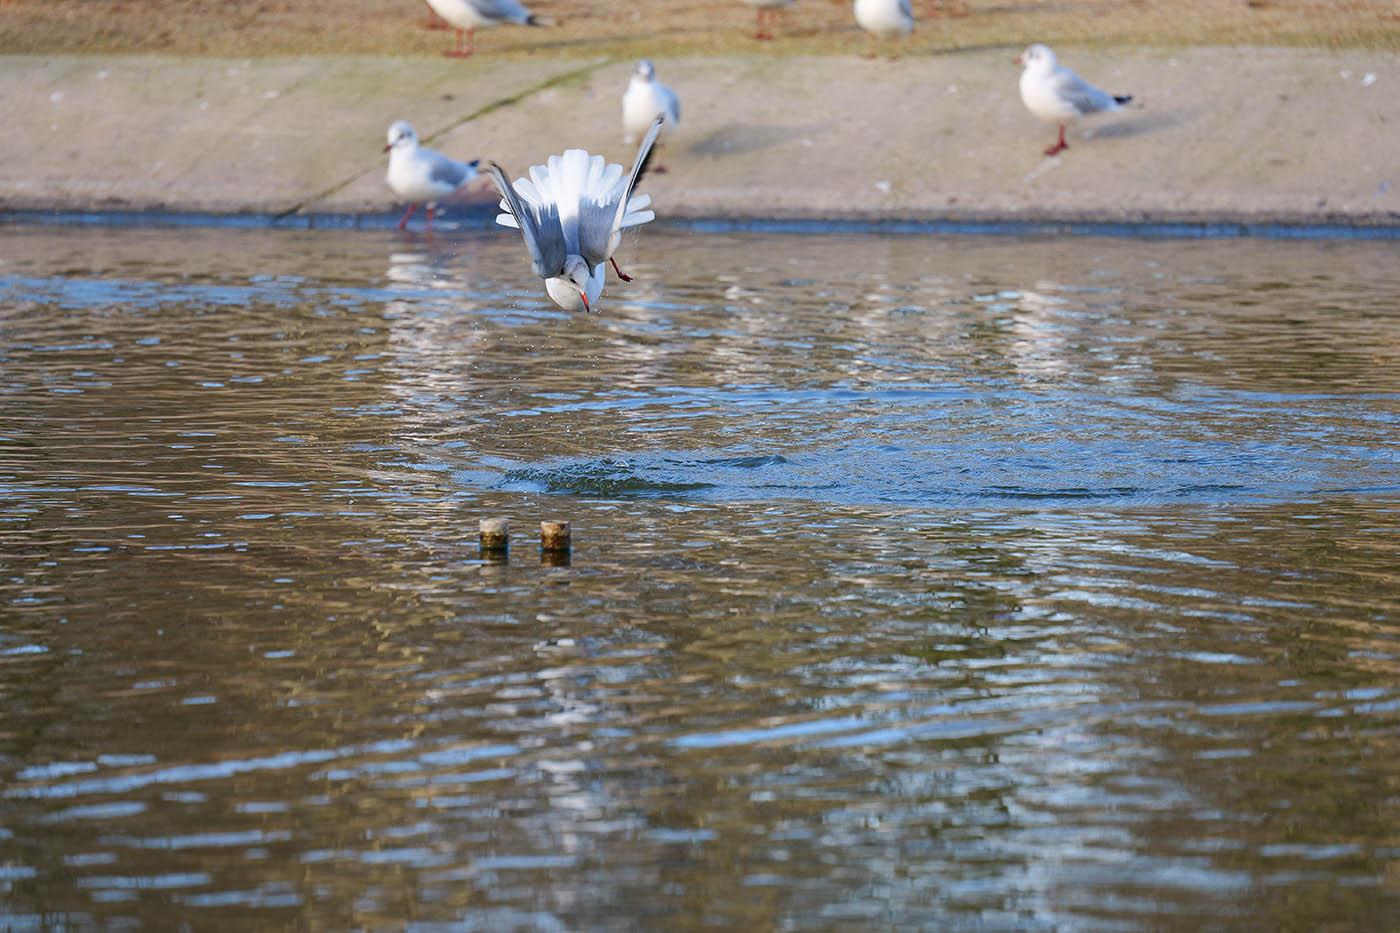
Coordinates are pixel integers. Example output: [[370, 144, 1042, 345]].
[[4, 0, 1398, 58]]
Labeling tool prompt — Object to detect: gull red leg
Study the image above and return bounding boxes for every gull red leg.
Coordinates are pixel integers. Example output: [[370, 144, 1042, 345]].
[[1044, 124, 1068, 156], [755, 9, 771, 40], [445, 27, 473, 58], [610, 258, 633, 282], [397, 203, 418, 230], [425, 204, 436, 232]]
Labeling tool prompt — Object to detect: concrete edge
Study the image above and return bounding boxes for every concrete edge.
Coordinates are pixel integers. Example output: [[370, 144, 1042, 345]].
[[5, 206, 1400, 239]]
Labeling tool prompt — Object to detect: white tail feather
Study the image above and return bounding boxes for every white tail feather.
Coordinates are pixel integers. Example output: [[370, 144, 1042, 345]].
[[583, 154, 606, 198], [527, 164, 553, 204], [512, 177, 540, 205], [520, 150, 631, 211], [594, 162, 623, 202], [620, 193, 653, 228]]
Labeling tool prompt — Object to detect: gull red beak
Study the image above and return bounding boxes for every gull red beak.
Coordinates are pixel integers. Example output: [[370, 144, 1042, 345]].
[[382, 143, 391, 153], [1013, 55, 1022, 65], [580, 290, 590, 312]]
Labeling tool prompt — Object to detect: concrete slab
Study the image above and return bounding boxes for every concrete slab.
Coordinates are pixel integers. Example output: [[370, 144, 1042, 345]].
[[2, 48, 1397, 224], [0, 54, 594, 213]]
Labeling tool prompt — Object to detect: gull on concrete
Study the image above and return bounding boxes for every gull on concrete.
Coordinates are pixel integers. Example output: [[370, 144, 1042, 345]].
[[424, 0, 546, 57], [622, 59, 681, 145], [854, 0, 914, 56], [740, 0, 796, 41], [488, 117, 663, 312], [384, 121, 480, 231], [1016, 43, 1133, 156]]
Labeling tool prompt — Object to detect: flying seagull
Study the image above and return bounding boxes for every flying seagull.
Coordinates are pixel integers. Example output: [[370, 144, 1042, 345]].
[[488, 116, 663, 312]]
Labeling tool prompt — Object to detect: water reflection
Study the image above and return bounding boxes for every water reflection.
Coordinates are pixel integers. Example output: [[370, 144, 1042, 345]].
[[1, 224, 1398, 927]]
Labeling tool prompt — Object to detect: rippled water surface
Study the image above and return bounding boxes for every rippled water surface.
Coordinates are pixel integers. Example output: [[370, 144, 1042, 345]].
[[2, 222, 1399, 928]]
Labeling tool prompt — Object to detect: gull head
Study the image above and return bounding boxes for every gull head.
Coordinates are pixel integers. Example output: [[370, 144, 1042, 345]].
[[1015, 43, 1056, 71], [634, 59, 656, 82], [545, 256, 603, 312], [545, 259, 605, 312], [1015, 43, 1056, 72], [384, 121, 419, 153]]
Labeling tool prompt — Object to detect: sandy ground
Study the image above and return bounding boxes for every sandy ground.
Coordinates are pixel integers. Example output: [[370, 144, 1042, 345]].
[[2, 44, 1396, 226]]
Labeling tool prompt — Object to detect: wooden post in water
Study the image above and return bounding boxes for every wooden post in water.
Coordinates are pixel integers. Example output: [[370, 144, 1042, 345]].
[[540, 520, 571, 554], [479, 518, 509, 557]]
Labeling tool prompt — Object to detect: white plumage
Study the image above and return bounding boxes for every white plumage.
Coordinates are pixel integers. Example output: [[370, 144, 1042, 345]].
[[622, 59, 680, 144], [489, 117, 662, 312], [425, 0, 544, 56], [383, 121, 479, 230], [1016, 43, 1132, 156], [854, 0, 914, 41]]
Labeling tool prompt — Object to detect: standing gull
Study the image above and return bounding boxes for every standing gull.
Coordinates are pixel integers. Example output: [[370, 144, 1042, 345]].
[[740, 0, 795, 41], [424, 0, 545, 57], [488, 117, 663, 312], [854, 0, 914, 57], [384, 121, 480, 231], [622, 59, 681, 148], [1016, 43, 1133, 156]]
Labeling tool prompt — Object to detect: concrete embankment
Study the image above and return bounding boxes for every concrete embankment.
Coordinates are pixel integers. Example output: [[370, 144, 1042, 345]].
[[1, 47, 1397, 227]]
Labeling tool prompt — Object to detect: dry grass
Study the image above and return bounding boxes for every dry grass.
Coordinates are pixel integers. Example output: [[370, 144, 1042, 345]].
[[1, 0, 1397, 58]]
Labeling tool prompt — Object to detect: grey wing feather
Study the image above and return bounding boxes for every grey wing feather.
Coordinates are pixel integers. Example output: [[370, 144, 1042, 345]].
[[467, 0, 533, 24], [616, 115, 664, 229], [1052, 68, 1121, 115], [578, 115, 663, 265], [487, 162, 565, 278], [898, 0, 914, 19], [428, 152, 478, 189], [576, 201, 618, 268]]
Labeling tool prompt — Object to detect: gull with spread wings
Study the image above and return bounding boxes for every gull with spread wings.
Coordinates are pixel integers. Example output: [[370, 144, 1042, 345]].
[[488, 116, 663, 312]]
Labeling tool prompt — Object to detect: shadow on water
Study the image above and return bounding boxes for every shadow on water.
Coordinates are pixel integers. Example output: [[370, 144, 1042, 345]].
[[1, 223, 1399, 927]]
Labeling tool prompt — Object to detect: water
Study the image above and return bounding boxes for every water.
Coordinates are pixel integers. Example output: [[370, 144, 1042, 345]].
[[2, 222, 1399, 928]]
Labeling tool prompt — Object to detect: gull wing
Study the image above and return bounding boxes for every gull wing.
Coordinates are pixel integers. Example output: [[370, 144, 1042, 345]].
[[661, 86, 681, 126], [466, 0, 535, 25], [1050, 67, 1122, 116], [428, 151, 479, 190], [487, 161, 565, 278], [577, 116, 663, 266]]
